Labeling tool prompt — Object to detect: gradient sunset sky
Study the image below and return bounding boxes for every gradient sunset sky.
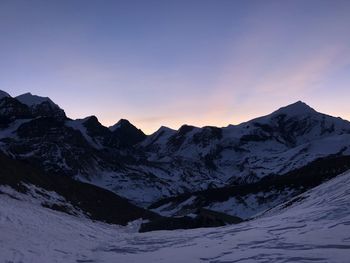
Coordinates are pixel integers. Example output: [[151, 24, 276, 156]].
[[1, 0, 349, 133]]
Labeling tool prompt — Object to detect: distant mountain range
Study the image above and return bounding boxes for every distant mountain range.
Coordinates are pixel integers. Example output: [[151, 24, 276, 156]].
[[1, 89, 350, 229]]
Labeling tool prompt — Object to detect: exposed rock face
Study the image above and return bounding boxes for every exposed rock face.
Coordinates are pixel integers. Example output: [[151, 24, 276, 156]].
[[139, 208, 243, 232], [109, 119, 146, 147], [0, 97, 32, 125]]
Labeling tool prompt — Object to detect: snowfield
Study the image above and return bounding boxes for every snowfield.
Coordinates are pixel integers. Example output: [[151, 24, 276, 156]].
[[1, 170, 350, 262]]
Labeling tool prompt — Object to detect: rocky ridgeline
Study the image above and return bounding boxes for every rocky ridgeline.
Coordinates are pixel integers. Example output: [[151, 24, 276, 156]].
[[1, 90, 350, 226]]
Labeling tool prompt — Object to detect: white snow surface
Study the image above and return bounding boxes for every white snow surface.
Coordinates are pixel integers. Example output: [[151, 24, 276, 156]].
[[1, 169, 350, 262]]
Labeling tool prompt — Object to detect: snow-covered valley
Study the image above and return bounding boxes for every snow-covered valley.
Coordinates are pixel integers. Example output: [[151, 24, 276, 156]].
[[1, 169, 350, 263]]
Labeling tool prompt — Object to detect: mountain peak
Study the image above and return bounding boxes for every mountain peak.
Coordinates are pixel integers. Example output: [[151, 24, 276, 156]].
[[109, 119, 133, 132], [273, 101, 316, 117], [117, 118, 132, 126], [149, 126, 176, 137], [81, 115, 100, 124], [109, 119, 146, 146], [15, 92, 58, 108], [158, 126, 175, 132], [14, 92, 66, 119]]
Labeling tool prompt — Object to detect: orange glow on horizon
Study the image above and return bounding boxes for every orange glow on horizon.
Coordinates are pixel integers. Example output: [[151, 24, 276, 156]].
[[97, 107, 350, 135]]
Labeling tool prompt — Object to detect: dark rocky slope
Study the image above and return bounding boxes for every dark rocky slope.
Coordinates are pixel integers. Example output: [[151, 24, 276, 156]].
[[0, 152, 159, 225]]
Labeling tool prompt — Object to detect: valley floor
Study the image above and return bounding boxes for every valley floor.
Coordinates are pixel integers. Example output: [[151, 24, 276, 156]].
[[1, 170, 350, 263]]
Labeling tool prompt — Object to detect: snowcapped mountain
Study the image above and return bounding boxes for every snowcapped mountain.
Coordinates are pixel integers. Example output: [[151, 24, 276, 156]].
[[15, 92, 58, 107], [1, 89, 350, 262], [0, 91, 66, 121], [133, 101, 350, 206], [141, 101, 350, 184], [19, 93, 66, 120], [0, 89, 350, 211]]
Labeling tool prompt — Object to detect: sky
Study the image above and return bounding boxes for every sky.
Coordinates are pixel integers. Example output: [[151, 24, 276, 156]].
[[0, 0, 350, 134]]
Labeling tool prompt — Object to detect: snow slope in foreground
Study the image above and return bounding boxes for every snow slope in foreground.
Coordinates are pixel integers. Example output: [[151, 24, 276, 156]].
[[1, 170, 350, 263]]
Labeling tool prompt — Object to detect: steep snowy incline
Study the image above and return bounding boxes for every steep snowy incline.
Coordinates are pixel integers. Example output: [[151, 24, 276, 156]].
[[1, 169, 350, 262]]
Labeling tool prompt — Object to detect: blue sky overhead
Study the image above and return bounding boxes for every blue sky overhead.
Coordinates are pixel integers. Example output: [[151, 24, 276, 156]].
[[1, 0, 350, 133]]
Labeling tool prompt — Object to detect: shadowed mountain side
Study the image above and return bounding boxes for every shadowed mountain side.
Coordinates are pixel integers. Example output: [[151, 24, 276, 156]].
[[0, 152, 159, 225], [149, 155, 350, 217], [0, 152, 247, 232], [110, 119, 147, 147]]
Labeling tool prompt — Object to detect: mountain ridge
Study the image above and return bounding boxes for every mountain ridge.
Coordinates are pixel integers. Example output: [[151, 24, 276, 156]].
[[0, 89, 349, 213], [3, 89, 348, 132]]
